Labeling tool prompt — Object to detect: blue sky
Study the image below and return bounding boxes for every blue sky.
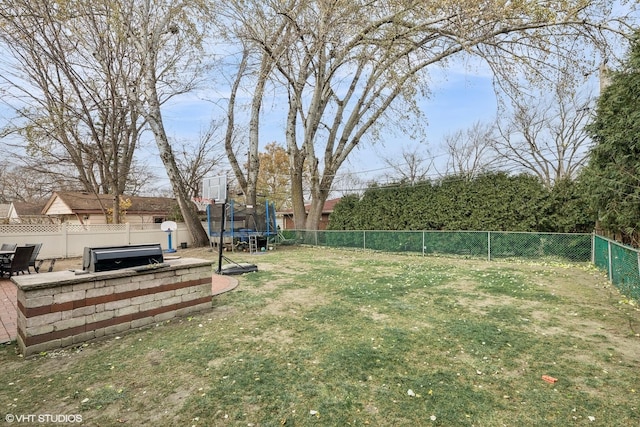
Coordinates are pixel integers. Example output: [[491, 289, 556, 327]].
[[365, 69, 499, 177]]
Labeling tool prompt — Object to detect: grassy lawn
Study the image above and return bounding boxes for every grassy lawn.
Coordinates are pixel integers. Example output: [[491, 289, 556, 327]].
[[1, 246, 639, 426]]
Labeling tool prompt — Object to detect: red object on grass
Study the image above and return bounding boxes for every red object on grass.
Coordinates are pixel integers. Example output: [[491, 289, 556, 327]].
[[542, 375, 558, 383]]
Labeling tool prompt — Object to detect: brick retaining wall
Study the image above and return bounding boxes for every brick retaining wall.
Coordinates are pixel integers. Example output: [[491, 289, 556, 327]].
[[12, 258, 213, 356]]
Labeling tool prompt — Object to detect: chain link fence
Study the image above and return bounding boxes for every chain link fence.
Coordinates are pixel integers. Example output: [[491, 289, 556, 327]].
[[280, 230, 592, 262], [593, 235, 640, 299], [279, 230, 640, 299]]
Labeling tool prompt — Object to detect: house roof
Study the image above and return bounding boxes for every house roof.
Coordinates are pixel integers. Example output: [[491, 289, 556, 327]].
[[0, 204, 11, 218], [42, 191, 176, 215], [13, 201, 47, 216], [279, 197, 341, 215]]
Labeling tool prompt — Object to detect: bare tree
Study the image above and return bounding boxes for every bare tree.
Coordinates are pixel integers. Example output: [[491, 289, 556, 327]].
[[331, 170, 366, 197], [381, 146, 434, 185], [442, 121, 497, 179], [1, 0, 214, 243], [0, 0, 148, 222], [220, 37, 285, 212], [218, 0, 633, 230], [99, 0, 213, 245], [492, 84, 594, 188], [174, 121, 227, 200], [0, 162, 68, 203], [124, 158, 160, 196]]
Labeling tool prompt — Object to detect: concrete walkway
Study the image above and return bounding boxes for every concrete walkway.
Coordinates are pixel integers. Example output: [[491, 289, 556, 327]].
[[0, 274, 238, 345]]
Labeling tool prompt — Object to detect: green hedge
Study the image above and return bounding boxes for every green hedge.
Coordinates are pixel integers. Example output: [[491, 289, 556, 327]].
[[328, 172, 594, 233]]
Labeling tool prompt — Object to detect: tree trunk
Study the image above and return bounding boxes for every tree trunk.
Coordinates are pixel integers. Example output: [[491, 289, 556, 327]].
[[112, 194, 120, 224], [157, 136, 209, 246], [224, 49, 271, 209], [126, 1, 210, 247], [141, 76, 209, 246], [305, 196, 328, 231], [244, 53, 270, 209], [290, 165, 307, 229], [224, 50, 248, 197], [286, 113, 307, 229], [153, 130, 208, 245], [304, 165, 333, 230]]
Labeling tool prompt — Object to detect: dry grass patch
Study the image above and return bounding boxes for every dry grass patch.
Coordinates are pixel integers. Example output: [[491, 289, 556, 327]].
[[1, 246, 639, 426]]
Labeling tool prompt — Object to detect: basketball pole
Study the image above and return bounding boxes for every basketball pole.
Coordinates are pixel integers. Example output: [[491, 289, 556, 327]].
[[217, 201, 226, 273]]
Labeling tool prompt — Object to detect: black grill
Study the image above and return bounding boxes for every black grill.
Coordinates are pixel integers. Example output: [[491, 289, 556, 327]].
[[83, 244, 164, 272]]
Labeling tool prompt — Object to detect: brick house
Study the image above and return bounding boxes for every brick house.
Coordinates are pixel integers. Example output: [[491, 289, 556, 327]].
[[279, 198, 341, 230]]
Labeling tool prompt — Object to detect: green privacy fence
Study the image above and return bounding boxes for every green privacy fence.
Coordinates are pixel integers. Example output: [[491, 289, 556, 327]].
[[593, 235, 640, 299], [279, 230, 640, 299], [280, 230, 592, 262]]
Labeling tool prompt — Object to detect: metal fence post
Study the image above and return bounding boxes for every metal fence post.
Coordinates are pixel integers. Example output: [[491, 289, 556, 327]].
[[487, 231, 491, 261], [363, 231, 366, 250], [608, 240, 612, 279], [637, 252, 640, 287], [422, 231, 425, 257]]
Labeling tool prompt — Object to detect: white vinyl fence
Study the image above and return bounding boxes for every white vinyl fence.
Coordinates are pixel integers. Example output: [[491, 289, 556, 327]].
[[0, 223, 198, 259]]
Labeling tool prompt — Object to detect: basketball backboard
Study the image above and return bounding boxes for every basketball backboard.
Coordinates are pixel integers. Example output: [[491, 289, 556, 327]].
[[202, 175, 227, 203]]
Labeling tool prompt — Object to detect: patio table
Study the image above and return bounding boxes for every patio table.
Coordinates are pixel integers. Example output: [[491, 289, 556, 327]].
[[0, 250, 14, 274], [0, 250, 15, 259]]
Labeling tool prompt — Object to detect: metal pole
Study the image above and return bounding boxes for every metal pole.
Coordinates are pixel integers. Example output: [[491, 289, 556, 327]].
[[217, 202, 226, 273], [607, 240, 612, 280], [230, 200, 235, 242], [637, 251, 640, 287], [265, 199, 271, 235]]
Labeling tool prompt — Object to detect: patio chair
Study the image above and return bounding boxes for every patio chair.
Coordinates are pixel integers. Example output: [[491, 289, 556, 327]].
[[0, 245, 35, 277], [25, 243, 43, 273]]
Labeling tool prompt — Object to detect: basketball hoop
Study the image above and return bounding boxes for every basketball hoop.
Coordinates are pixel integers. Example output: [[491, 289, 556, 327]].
[[160, 221, 178, 253], [192, 197, 213, 212], [202, 175, 227, 203]]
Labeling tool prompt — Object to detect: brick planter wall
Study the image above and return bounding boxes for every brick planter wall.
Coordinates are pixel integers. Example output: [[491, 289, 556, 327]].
[[13, 258, 213, 356]]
